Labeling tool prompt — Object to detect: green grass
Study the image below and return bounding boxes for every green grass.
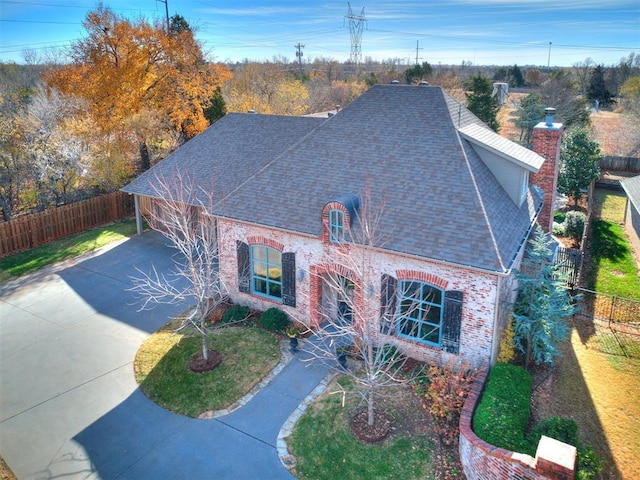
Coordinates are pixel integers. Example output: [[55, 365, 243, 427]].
[[588, 219, 640, 299], [0, 219, 138, 281], [134, 323, 281, 417], [585, 189, 640, 300], [289, 376, 433, 480]]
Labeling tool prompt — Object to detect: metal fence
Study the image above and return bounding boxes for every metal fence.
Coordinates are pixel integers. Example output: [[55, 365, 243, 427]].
[[572, 287, 640, 358]]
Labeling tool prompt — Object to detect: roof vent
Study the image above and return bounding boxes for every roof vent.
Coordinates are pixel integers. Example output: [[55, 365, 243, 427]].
[[418, 81, 429, 86], [544, 107, 556, 127], [390, 80, 400, 85]]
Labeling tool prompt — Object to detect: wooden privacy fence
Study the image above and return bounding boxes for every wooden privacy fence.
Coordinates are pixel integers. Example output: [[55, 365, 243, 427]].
[[0, 191, 135, 258]]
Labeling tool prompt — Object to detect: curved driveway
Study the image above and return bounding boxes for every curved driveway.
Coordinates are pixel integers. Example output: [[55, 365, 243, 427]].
[[0, 232, 328, 479]]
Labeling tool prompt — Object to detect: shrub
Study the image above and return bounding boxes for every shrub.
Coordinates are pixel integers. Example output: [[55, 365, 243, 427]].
[[565, 210, 586, 242], [529, 417, 579, 447], [260, 307, 290, 332], [529, 417, 602, 479], [222, 304, 249, 324], [552, 222, 566, 236], [418, 361, 476, 446], [554, 210, 567, 224], [473, 363, 532, 452], [496, 318, 516, 364]]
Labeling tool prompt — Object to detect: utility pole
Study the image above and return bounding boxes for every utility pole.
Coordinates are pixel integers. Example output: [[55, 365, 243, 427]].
[[344, 2, 367, 71], [157, 0, 170, 33], [295, 43, 305, 80], [415, 40, 423, 65], [547, 42, 552, 71]]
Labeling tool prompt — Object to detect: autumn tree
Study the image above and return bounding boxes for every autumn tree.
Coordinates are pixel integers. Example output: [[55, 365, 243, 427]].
[[540, 70, 590, 128], [44, 5, 231, 171], [558, 128, 601, 205]]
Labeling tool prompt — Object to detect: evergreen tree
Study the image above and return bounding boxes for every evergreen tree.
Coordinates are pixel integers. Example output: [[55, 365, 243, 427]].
[[511, 92, 545, 146], [404, 61, 432, 84], [558, 128, 601, 205], [513, 225, 576, 370], [587, 65, 614, 106], [204, 87, 227, 125], [509, 65, 525, 87], [466, 75, 500, 132]]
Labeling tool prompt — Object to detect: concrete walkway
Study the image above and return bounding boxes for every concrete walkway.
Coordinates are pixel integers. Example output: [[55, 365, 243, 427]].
[[0, 232, 332, 479]]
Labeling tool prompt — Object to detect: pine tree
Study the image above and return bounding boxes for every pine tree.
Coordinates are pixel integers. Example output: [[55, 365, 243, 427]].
[[466, 75, 500, 132], [513, 225, 576, 370]]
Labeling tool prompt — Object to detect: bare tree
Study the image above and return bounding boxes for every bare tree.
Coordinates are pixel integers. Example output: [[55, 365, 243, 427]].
[[296, 191, 415, 430], [130, 172, 227, 369]]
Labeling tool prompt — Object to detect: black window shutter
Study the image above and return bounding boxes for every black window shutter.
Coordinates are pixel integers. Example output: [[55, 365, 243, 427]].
[[237, 241, 250, 294], [281, 252, 296, 307], [379, 274, 398, 335], [442, 290, 463, 354]]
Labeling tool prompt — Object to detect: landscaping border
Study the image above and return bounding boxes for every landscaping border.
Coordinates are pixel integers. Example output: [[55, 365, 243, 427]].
[[459, 368, 576, 480]]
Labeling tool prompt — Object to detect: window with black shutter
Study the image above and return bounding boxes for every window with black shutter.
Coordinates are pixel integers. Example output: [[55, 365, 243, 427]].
[[385, 275, 463, 353], [442, 290, 463, 354], [379, 274, 398, 335], [236, 241, 250, 294], [281, 252, 296, 307]]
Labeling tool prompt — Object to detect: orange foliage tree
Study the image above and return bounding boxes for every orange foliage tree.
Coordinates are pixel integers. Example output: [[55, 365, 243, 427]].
[[45, 5, 231, 172]]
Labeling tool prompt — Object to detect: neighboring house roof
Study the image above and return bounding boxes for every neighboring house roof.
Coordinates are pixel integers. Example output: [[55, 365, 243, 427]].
[[621, 174, 640, 214], [123, 84, 543, 274]]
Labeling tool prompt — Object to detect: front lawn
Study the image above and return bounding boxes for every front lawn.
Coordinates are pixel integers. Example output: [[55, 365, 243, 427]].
[[134, 321, 281, 417], [289, 376, 435, 480], [0, 219, 137, 282]]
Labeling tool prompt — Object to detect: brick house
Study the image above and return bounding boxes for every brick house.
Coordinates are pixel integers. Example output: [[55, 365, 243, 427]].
[[122, 84, 563, 367]]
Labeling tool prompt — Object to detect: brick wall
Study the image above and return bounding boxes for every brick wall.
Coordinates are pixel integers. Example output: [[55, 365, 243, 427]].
[[216, 218, 502, 368], [459, 368, 576, 480]]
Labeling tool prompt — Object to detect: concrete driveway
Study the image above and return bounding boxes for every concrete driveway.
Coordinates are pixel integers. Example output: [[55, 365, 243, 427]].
[[0, 232, 319, 479]]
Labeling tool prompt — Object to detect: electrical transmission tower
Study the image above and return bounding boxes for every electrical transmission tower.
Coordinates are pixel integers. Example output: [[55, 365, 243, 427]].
[[344, 3, 366, 68]]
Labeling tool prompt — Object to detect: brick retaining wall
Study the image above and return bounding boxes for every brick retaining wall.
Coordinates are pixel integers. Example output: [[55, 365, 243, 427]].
[[459, 368, 576, 480]]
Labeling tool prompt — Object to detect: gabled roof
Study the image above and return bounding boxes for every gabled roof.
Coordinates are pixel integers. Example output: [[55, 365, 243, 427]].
[[123, 85, 543, 274], [458, 124, 545, 172]]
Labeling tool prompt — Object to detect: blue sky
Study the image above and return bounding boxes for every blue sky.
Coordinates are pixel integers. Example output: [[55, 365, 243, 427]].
[[1, 0, 638, 66]]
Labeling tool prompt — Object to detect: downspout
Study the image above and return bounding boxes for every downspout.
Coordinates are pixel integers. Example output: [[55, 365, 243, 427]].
[[490, 274, 503, 365], [134, 195, 144, 235]]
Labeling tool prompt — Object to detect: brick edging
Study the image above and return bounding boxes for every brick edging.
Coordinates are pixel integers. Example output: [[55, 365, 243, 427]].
[[459, 367, 538, 480]]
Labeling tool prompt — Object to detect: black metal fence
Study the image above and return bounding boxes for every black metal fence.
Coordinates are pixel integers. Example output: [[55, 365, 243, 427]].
[[572, 287, 640, 358]]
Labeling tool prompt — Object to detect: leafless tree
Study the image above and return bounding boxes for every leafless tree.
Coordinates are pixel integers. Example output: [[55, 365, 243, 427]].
[[296, 191, 416, 428], [130, 172, 227, 364]]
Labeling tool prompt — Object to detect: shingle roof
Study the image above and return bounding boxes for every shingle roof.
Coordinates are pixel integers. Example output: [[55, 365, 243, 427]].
[[458, 124, 545, 171], [123, 85, 543, 273], [621, 175, 640, 213]]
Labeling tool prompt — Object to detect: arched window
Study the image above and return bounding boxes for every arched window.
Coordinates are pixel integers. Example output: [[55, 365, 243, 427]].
[[397, 280, 444, 347], [329, 209, 345, 243], [251, 245, 282, 300]]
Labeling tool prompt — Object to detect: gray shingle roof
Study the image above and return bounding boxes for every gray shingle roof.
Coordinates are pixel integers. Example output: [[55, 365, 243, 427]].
[[123, 84, 543, 273], [621, 175, 640, 213]]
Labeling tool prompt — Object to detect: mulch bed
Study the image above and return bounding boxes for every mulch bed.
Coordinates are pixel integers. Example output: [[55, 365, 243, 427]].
[[189, 349, 222, 373]]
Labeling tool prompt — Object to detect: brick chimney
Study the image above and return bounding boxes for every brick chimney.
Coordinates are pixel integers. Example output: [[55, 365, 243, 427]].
[[531, 108, 563, 233]]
